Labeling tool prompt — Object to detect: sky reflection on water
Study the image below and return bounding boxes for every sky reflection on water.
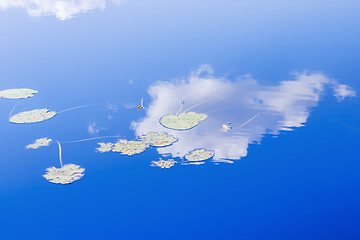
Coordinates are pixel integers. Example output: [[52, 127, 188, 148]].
[[133, 65, 355, 161], [1, 1, 360, 239], [0, 0, 123, 20]]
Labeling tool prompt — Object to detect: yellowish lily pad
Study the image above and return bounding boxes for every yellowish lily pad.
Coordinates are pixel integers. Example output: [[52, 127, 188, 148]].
[[151, 158, 177, 168], [43, 164, 85, 184], [96, 143, 114, 153], [139, 132, 177, 147], [184, 148, 214, 162], [26, 138, 52, 149], [0, 88, 38, 99], [10, 108, 56, 123], [112, 139, 148, 156], [159, 112, 207, 130]]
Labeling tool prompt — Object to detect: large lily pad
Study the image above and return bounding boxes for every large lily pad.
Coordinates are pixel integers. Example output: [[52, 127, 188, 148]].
[[159, 112, 207, 130], [184, 148, 214, 162], [26, 138, 52, 149], [112, 139, 148, 156], [139, 132, 177, 147], [43, 164, 85, 184], [9, 108, 56, 123], [0, 88, 38, 99], [151, 158, 177, 168]]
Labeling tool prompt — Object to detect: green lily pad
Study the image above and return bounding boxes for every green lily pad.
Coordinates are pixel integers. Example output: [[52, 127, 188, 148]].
[[0, 88, 38, 99], [151, 158, 177, 168], [159, 112, 207, 130], [184, 148, 214, 162], [112, 139, 148, 156], [139, 132, 177, 147], [26, 138, 52, 149], [10, 108, 56, 123], [43, 164, 85, 184]]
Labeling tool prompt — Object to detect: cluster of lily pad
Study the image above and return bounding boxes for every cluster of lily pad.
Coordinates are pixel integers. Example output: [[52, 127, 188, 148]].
[[2, 88, 86, 184], [96, 132, 178, 156], [3, 88, 219, 184]]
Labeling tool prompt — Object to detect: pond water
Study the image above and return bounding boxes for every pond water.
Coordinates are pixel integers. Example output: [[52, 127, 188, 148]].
[[1, 1, 360, 239]]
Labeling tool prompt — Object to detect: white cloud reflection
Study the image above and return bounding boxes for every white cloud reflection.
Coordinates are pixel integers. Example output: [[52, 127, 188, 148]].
[[0, 0, 123, 20], [132, 65, 355, 162]]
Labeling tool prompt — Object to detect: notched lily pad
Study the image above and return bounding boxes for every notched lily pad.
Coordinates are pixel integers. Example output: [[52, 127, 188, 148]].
[[184, 148, 214, 162], [112, 139, 148, 156], [139, 132, 177, 147], [151, 158, 177, 168], [159, 112, 207, 130], [10, 108, 56, 123], [26, 138, 52, 149], [96, 143, 114, 153], [43, 164, 85, 184], [0, 88, 38, 99]]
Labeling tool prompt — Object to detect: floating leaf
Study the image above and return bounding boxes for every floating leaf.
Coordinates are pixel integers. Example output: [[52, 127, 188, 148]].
[[151, 158, 177, 168], [96, 143, 114, 153], [159, 112, 207, 130], [0, 88, 38, 99], [184, 148, 214, 162], [43, 164, 85, 184], [139, 132, 177, 147], [112, 139, 148, 156], [9, 108, 56, 123], [26, 138, 52, 149]]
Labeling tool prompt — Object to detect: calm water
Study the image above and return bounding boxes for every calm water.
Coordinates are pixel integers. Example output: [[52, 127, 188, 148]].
[[1, 1, 360, 239]]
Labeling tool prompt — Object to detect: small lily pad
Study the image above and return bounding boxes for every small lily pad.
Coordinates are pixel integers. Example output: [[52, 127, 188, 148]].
[[112, 139, 148, 156], [159, 112, 207, 130], [10, 108, 56, 123], [151, 158, 177, 168], [96, 143, 114, 153], [184, 148, 214, 162], [0, 88, 38, 99], [139, 132, 177, 147], [43, 164, 85, 184], [26, 138, 52, 149]]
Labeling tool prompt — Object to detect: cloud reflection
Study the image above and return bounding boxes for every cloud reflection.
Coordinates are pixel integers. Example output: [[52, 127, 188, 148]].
[[132, 65, 355, 162], [0, 0, 123, 20]]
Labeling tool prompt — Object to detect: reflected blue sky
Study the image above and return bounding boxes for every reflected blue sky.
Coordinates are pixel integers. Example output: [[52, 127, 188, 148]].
[[0, 1, 360, 239], [133, 65, 355, 161]]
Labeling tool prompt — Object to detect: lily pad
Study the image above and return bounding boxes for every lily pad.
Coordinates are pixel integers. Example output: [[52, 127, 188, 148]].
[[0, 88, 38, 99], [9, 108, 56, 123], [26, 138, 52, 149], [96, 143, 114, 153], [159, 112, 207, 130], [139, 132, 177, 147], [43, 164, 85, 184], [151, 158, 177, 168], [184, 148, 214, 162], [112, 139, 148, 156]]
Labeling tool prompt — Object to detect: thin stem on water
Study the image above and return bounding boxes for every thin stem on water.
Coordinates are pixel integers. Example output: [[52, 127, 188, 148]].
[[183, 101, 207, 113], [56, 140, 63, 167], [62, 135, 121, 144], [57, 104, 93, 114], [205, 107, 229, 114], [8, 103, 18, 119], [175, 99, 184, 116], [233, 112, 264, 130]]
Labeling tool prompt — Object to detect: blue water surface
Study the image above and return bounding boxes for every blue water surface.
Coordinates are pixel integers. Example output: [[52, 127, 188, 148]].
[[0, 1, 359, 239]]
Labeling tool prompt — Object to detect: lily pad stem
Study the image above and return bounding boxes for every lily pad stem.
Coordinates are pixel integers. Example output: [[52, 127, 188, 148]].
[[56, 140, 63, 167]]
